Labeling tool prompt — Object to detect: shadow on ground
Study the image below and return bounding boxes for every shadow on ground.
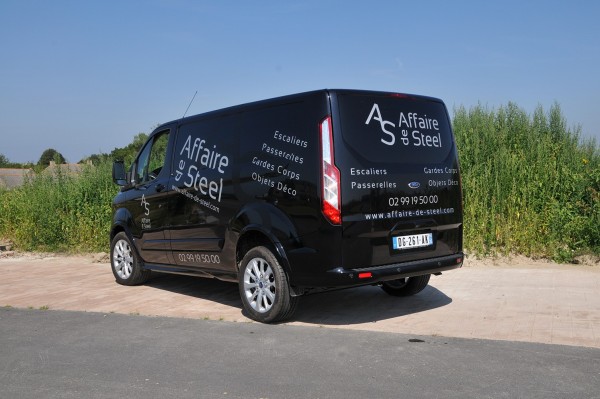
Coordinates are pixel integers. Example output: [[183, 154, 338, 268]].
[[145, 273, 241, 308], [144, 273, 452, 325], [293, 285, 452, 325]]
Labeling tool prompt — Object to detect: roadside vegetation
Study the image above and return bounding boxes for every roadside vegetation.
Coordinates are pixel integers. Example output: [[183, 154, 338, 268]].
[[0, 162, 116, 252], [0, 103, 598, 261], [454, 102, 599, 261]]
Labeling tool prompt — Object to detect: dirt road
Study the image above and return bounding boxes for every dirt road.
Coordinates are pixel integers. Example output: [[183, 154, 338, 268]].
[[1, 253, 598, 348]]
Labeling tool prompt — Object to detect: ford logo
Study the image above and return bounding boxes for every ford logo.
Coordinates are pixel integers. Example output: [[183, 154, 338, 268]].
[[408, 182, 420, 189]]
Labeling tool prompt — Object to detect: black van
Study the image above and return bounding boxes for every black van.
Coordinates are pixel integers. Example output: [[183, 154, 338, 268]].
[[111, 89, 463, 323]]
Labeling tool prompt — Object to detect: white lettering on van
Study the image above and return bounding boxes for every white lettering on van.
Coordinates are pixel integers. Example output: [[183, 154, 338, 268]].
[[252, 156, 275, 172], [140, 194, 150, 216], [365, 103, 444, 149], [399, 112, 439, 130], [261, 142, 304, 164], [277, 165, 300, 180], [424, 167, 444, 174], [252, 172, 275, 188], [175, 134, 231, 207], [412, 130, 442, 147], [365, 103, 396, 146], [273, 130, 308, 148], [180, 135, 229, 173], [277, 182, 297, 196], [183, 165, 223, 202]]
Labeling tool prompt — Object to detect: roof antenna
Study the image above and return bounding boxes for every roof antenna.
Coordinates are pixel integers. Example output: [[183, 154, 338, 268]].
[[182, 90, 198, 119]]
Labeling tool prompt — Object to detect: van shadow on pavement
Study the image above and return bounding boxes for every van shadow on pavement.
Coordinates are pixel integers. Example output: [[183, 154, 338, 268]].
[[293, 285, 451, 326], [144, 273, 452, 325], [145, 273, 242, 308]]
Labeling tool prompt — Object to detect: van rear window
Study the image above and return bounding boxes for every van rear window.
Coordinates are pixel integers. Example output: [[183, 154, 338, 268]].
[[337, 93, 453, 164]]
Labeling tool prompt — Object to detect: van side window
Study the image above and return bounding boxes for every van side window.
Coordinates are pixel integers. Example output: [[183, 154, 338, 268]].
[[133, 131, 169, 184]]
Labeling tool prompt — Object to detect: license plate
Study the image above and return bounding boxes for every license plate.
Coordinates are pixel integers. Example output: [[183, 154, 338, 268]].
[[392, 233, 434, 250]]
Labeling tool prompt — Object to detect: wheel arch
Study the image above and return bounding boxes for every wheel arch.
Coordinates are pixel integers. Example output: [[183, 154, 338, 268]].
[[110, 207, 134, 242], [231, 202, 300, 273], [110, 208, 143, 264], [110, 223, 126, 242], [235, 226, 291, 274]]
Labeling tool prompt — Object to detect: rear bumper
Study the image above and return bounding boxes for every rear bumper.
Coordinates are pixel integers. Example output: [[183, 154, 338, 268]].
[[318, 253, 464, 289]]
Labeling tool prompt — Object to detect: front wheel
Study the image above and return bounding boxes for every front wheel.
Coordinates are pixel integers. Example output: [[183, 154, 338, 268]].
[[238, 246, 299, 323], [110, 232, 151, 286], [381, 274, 431, 297]]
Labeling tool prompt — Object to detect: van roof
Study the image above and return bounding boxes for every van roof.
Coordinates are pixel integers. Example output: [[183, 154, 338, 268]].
[[152, 89, 444, 134]]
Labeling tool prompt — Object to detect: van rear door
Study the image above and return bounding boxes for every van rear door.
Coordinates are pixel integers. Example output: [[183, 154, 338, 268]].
[[332, 90, 463, 269]]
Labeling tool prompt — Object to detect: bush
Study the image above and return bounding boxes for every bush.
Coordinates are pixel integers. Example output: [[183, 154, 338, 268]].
[[0, 161, 118, 252]]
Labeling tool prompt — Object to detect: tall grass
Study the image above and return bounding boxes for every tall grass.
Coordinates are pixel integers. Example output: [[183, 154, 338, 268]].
[[453, 102, 599, 261], [0, 161, 118, 252], [0, 102, 598, 261]]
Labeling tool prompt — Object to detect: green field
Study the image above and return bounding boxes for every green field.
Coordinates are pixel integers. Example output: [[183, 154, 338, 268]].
[[1, 102, 598, 261]]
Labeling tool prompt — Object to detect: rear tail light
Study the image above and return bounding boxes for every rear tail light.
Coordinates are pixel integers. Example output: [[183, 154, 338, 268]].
[[320, 116, 341, 225]]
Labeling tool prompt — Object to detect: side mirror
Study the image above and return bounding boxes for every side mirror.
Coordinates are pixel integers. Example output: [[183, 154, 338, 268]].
[[112, 161, 127, 186]]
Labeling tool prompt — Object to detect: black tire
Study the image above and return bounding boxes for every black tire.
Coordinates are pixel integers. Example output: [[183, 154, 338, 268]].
[[381, 274, 431, 297], [110, 232, 151, 286], [238, 246, 299, 323]]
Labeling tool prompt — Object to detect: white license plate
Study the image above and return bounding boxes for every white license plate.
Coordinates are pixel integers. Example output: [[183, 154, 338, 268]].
[[392, 233, 434, 250]]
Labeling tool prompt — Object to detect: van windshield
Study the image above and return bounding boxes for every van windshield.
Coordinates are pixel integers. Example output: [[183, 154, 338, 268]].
[[337, 93, 453, 164]]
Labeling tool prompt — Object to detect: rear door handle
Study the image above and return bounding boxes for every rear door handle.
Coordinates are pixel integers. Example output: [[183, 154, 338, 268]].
[[156, 184, 166, 192]]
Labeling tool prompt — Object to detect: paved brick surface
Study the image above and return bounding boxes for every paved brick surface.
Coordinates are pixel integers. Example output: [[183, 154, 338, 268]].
[[0, 254, 598, 348]]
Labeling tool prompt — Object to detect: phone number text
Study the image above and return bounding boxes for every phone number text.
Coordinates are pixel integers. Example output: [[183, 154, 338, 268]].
[[389, 195, 439, 207], [177, 253, 221, 264]]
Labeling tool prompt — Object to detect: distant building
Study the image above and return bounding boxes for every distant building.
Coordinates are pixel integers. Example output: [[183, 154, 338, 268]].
[[0, 161, 93, 189], [0, 168, 34, 189]]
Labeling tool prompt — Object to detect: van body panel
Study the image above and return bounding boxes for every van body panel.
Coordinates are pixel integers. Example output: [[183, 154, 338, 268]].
[[330, 91, 463, 270]]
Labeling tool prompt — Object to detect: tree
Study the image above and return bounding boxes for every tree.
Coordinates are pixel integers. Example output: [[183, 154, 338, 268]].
[[110, 133, 148, 165], [0, 153, 9, 167], [38, 148, 66, 167], [79, 153, 106, 165], [80, 130, 154, 167], [0, 154, 25, 168]]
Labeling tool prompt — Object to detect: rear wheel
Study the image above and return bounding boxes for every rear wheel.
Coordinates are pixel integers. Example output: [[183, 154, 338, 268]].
[[110, 232, 151, 286], [238, 246, 299, 323], [381, 274, 431, 297]]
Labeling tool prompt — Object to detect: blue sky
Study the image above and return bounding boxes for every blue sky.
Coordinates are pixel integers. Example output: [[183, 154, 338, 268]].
[[1, 0, 599, 163]]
